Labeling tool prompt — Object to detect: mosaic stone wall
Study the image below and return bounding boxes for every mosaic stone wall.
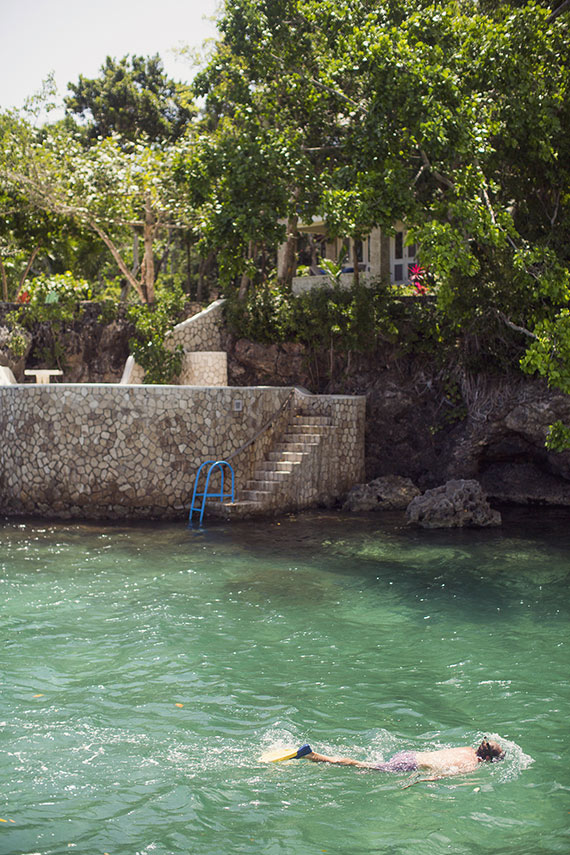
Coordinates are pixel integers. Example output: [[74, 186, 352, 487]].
[[128, 299, 227, 385], [0, 385, 364, 520], [168, 299, 225, 352], [179, 352, 228, 386], [291, 387, 366, 504]]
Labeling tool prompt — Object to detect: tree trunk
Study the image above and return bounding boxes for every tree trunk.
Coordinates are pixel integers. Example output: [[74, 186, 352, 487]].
[[88, 220, 145, 302], [238, 270, 250, 300], [140, 196, 156, 304], [278, 214, 298, 286], [197, 251, 215, 301], [0, 254, 8, 301], [132, 230, 140, 277], [309, 235, 319, 274], [238, 241, 255, 300], [16, 245, 40, 298], [154, 232, 173, 282], [352, 240, 360, 287], [118, 230, 139, 303]]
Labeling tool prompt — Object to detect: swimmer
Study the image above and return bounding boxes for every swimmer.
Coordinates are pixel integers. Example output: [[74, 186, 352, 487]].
[[297, 738, 505, 782]]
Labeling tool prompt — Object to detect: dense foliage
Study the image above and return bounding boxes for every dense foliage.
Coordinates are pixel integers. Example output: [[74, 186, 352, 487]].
[[0, 1, 569, 433], [65, 54, 195, 143], [196, 0, 569, 303], [5, 272, 99, 369], [225, 279, 439, 352], [127, 284, 186, 384], [199, 0, 570, 442], [0, 114, 198, 304]]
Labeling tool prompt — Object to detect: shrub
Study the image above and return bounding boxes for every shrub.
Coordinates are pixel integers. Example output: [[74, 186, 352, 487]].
[[127, 284, 185, 384]]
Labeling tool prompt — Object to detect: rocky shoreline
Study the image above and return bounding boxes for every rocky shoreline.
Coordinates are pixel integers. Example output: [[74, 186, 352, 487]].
[[2, 306, 570, 509], [343, 475, 502, 528], [225, 336, 570, 508]]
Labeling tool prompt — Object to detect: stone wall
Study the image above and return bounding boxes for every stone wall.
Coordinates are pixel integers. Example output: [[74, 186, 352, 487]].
[[127, 299, 228, 385], [168, 299, 225, 352], [292, 388, 366, 502], [179, 352, 228, 386], [0, 384, 364, 520], [292, 273, 372, 294]]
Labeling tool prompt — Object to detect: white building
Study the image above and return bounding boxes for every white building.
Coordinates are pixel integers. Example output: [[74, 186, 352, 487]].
[[280, 219, 418, 294]]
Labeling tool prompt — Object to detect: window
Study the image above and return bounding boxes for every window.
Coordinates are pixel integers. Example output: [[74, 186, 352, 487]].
[[390, 230, 417, 283], [395, 232, 403, 260]]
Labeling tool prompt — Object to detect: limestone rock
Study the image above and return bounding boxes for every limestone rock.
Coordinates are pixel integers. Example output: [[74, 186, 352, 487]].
[[231, 338, 310, 386], [406, 479, 501, 528], [343, 475, 421, 511], [480, 462, 570, 506]]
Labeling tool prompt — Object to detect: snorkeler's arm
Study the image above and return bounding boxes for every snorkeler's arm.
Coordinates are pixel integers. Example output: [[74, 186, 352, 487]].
[[306, 751, 374, 769]]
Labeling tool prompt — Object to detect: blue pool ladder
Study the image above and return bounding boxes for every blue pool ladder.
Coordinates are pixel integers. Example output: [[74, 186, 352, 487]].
[[189, 460, 235, 525]]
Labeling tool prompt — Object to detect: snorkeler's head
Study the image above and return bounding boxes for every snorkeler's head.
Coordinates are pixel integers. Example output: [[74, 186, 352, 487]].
[[475, 738, 505, 762]]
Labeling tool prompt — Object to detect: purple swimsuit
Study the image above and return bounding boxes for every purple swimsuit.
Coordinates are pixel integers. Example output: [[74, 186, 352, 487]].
[[374, 751, 418, 772]]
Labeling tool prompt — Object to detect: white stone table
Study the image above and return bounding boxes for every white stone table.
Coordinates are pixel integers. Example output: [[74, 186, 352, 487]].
[[24, 369, 63, 384]]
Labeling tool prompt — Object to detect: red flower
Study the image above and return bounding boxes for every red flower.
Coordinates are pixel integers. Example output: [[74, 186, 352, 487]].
[[17, 291, 31, 303], [409, 263, 429, 295]]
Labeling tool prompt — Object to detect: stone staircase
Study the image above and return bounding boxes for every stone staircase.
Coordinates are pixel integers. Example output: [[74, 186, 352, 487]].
[[205, 413, 334, 519]]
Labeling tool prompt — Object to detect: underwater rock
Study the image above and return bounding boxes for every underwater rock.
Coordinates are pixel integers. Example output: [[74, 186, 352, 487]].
[[406, 479, 501, 528]]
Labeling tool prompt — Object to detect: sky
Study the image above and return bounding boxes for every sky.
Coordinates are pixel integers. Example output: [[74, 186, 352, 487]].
[[0, 0, 220, 115]]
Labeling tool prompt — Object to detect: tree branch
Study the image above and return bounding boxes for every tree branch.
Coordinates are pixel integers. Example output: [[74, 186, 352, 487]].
[[495, 310, 538, 340], [412, 162, 428, 186], [420, 150, 455, 189], [17, 245, 40, 296], [269, 52, 365, 111], [302, 144, 342, 153], [547, 0, 570, 22], [87, 219, 145, 302]]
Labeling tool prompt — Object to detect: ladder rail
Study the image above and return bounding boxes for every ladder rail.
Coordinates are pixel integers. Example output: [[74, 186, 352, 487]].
[[189, 460, 235, 525]]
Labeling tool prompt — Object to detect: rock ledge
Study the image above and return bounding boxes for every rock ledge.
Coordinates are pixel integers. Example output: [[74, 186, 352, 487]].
[[343, 475, 421, 511], [406, 479, 501, 528]]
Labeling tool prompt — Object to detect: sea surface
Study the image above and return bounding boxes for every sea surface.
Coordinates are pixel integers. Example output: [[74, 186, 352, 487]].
[[1, 508, 568, 855]]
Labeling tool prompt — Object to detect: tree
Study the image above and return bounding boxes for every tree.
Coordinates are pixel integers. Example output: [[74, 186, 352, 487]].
[[191, 0, 570, 442], [65, 54, 195, 144], [0, 194, 78, 301], [178, 117, 313, 295], [521, 309, 570, 449], [195, 0, 569, 319], [0, 112, 86, 299], [192, 0, 352, 289], [0, 116, 196, 303]]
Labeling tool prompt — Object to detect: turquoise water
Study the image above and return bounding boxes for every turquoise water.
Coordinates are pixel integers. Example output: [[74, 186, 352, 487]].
[[1, 508, 568, 855]]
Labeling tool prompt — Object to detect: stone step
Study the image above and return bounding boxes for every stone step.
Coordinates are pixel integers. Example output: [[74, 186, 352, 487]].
[[284, 433, 321, 444], [253, 469, 290, 482], [246, 479, 280, 492], [198, 411, 337, 520], [257, 460, 295, 473], [204, 500, 262, 519], [241, 489, 274, 502], [281, 441, 317, 452], [293, 415, 332, 426], [268, 450, 304, 463], [286, 424, 328, 435]]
